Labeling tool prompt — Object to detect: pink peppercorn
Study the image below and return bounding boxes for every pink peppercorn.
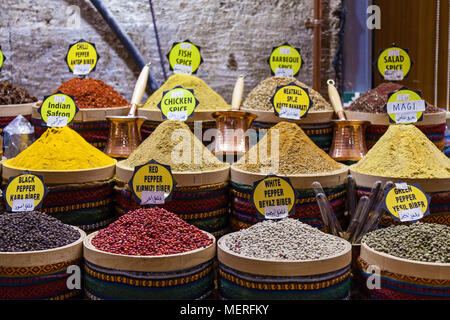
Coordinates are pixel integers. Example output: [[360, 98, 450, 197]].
[[92, 207, 213, 256]]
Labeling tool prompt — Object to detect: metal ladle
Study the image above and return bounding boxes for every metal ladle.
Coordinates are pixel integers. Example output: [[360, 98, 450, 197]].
[[104, 63, 150, 158]]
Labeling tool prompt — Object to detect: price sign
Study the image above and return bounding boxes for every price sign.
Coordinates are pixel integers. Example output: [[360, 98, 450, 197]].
[[251, 175, 297, 220], [270, 83, 313, 120], [0, 46, 4, 72], [38, 91, 78, 127], [4, 172, 48, 212], [167, 40, 203, 75], [129, 160, 175, 205], [376, 46, 412, 81], [157, 86, 199, 121], [385, 87, 425, 124], [65, 40, 99, 75], [383, 183, 430, 222], [268, 43, 302, 77]]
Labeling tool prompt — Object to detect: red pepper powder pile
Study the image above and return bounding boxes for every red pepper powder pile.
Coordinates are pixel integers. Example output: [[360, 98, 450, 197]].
[[92, 208, 213, 256], [53, 78, 129, 109]]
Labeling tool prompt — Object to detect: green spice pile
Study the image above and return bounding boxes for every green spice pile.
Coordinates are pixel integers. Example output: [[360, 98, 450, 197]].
[[242, 77, 332, 112], [234, 122, 343, 175], [0, 212, 80, 252], [92, 207, 213, 256], [122, 120, 227, 172], [362, 223, 450, 263], [0, 81, 37, 105], [346, 82, 440, 113], [224, 218, 348, 261]]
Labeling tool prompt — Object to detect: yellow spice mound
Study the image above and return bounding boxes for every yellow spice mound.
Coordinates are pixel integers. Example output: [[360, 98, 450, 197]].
[[351, 124, 450, 178], [122, 120, 227, 172], [6, 127, 116, 170], [234, 122, 343, 175], [141, 74, 230, 111]]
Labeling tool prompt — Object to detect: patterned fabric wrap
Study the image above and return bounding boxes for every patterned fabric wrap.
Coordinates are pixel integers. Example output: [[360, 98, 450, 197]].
[[445, 128, 450, 158], [356, 186, 450, 227], [84, 259, 215, 300], [356, 257, 450, 300], [38, 179, 116, 232], [140, 120, 217, 146], [219, 263, 351, 300], [365, 123, 446, 151], [31, 117, 110, 150], [114, 182, 230, 238], [251, 121, 333, 152], [0, 258, 82, 300], [0, 115, 32, 129], [230, 181, 346, 231]]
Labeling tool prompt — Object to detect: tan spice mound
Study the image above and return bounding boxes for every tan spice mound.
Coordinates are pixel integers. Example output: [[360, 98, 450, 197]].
[[122, 120, 227, 172], [351, 124, 450, 178], [234, 122, 344, 175], [242, 77, 332, 112], [141, 74, 230, 111]]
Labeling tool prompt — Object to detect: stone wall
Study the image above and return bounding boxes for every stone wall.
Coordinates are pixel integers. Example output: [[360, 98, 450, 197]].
[[0, 0, 341, 102]]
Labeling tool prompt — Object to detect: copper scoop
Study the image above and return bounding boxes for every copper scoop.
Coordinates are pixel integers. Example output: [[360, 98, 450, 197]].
[[212, 75, 256, 162], [327, 79, 369, 162], [104, 63, 150, 158]]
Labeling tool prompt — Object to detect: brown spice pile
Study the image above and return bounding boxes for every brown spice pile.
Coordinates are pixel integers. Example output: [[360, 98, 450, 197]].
[[52, 78, 129, 109], [346, 82, 440, 113], [234, 122, 344, 175], [122, 120, 227, 172], [242, 77, 332, 112], [0, 81, 37, 105]]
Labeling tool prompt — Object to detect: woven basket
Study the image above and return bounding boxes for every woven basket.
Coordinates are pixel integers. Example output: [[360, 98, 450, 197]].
[[351, 170, 450, 227], [83, 231, 216, 300], [1, 163, 117, 232], [230, 166, 348, 231], [0, 227, 85, 300], [31, 105, 130, 150], [345, 111, 447, 151], [217, 233, 352, 300], [356, 243, 450, 300]]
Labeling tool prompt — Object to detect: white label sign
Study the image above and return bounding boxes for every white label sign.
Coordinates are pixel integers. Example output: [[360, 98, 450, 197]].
[[398, 208, 424, 222], [73, 64, 91, 76], [47, 116, 68, 127], [174, 63, 193, 75], [384, 69, 404, 81], [264, 205, 289, 220], [279, 107, 301, 120], [275, 68, 294, 77], [12, 199, 35, 212], [141, 191, 165, 205], [167, 110, 188, 121]]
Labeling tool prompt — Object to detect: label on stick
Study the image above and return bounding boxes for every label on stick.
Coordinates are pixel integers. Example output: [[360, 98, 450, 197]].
[[268, 44, 302, 77], [157, 86, 199, 121], [0, 46, 4, 72], [38, 91, 78, 127], [383, 183, 430, 222], [4, 172, 48, 212], [270, 82, 313, 120], [167, 40, 203, 75], [376, 46, 412, 81], [251, 175, 297, 220], [65, 40, 99, 75], [129, 160, 175, 205], [385, 88, 425, 124]]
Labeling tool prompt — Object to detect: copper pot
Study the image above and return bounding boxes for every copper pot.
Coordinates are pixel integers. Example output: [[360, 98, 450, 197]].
[[329, 120, 370, 162]]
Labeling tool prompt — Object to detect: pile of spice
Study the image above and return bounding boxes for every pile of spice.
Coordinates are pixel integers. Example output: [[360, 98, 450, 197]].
[[141, 74, 230, 111], [0, 81, 37, 105], [351, 124, 450, 178], [52, 78, 129, 109], [242, 77, 332, 112], [92, 207, 213, 256], [345, 82, 440, 113], [224, 218, 348, 261], [234, 121, 344, 175], [122, 120, 227, 172], [5, 126, 116, 170], [362, 223, 449, 263], [0, 212, 80, 252]]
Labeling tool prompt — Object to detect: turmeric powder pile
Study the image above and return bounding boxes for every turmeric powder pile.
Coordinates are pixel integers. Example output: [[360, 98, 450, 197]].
[[5, 127, 116, 170], [141, 74, 230, 111], [234, 122, 344, 175], [351, 124, 450, 178]]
